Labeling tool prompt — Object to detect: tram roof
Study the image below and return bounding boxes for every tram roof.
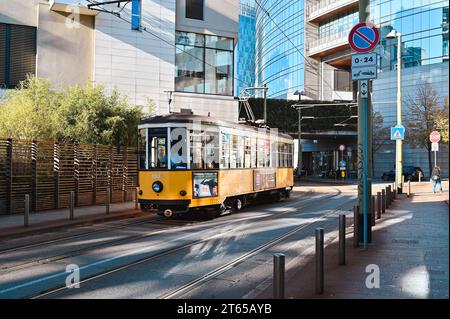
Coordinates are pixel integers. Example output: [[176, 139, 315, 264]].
[[140, 113, 292, 140]]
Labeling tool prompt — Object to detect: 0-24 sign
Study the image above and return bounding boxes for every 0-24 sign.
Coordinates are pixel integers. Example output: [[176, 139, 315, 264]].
[[352, 53, 377, 67]]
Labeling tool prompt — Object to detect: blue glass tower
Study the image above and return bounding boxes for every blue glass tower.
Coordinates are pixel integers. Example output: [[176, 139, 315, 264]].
[[371, 0, 449, 178], [254, 0, 305, 99], [236, 1, 256, 96]]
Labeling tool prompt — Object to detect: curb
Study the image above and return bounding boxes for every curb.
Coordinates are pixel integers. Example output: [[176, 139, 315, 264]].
[[0, 209, 154, 240]]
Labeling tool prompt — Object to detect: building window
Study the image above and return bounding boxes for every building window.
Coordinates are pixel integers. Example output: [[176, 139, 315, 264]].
[[0, 23, 36, 88], [334, 70, 352, 92], [175, 31, 234, 96], [186, 0, 204, 20]]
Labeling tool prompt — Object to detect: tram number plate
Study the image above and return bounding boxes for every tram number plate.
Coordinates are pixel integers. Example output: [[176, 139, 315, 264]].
[[254, 169, 276, 191]]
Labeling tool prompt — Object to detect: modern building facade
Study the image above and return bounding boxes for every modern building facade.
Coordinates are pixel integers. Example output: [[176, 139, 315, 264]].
[[0, 0, 240, 122], [252, 0, 449, 177], [255, 0, 309, 100], [371, 0, 449, 178], [235, 0, 256, 96]]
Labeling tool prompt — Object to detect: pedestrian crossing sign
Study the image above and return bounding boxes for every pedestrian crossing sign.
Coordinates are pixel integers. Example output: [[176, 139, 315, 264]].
[[391, 125, 405, 140]]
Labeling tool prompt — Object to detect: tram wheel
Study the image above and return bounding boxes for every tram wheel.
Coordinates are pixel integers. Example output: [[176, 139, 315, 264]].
[[232, 198, 243, 213]]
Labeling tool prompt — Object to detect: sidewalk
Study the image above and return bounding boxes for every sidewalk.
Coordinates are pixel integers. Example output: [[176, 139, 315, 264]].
[[259, 181, 449, 299], [0, 201, 151, 239]]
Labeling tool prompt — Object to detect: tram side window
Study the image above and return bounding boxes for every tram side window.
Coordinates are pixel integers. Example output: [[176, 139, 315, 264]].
[[288, 143, 293, 167], [257, 137, 265, 168], [265, 138, 270, 168], [138, 128, 147, 170], [277, 142, 282, 168], [148, 128, 168, 169], [250, 137, 257, 168], [205, 130, 220, 169], [230, 135, 238, 168], [190, 130, 204, 169], [220, 133, 230, 169], [244, 137, 251, 168], [170, 128, 188, 169]]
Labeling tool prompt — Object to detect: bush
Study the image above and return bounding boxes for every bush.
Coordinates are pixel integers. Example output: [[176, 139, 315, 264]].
[[0, 76, 144, 146]]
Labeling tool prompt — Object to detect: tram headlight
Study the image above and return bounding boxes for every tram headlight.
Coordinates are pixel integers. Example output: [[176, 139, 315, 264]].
[[152, 181, 163, 193]]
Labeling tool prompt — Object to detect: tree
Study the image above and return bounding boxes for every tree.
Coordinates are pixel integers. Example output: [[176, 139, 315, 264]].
[[435, 97, 449, 143], [372, 111, 389, 175], [58, 83, 142, 146], [0, 75, 62, 140], [0, 76, 144, 146], [404, 82, 447, 176]]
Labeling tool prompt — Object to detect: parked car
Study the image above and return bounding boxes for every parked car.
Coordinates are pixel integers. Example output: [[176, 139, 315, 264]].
[[381, 166, 424, 181]]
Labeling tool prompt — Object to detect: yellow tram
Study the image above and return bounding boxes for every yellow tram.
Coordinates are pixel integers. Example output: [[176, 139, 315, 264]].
[[137, 112, 294, 217]]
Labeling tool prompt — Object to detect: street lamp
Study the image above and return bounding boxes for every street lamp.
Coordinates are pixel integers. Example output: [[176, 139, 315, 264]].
[[386, 28, 403, 193]]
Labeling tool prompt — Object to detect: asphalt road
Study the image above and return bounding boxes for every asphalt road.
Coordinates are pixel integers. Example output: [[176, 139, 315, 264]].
[[0, 184, 359, 299]]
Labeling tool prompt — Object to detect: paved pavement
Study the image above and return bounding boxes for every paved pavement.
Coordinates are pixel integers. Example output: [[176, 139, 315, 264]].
[[0, 201, 149, 239], [272, 181, 449, 299]]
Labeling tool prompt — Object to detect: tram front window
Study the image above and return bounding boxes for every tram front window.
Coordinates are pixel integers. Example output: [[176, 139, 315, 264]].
[[149, 128, 168, 169]]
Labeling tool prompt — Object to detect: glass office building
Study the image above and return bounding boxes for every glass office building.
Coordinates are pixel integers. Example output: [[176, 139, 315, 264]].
[[255, 0, 305, 99], [371, 0, 449, 177], [236, 1, 256, 96]]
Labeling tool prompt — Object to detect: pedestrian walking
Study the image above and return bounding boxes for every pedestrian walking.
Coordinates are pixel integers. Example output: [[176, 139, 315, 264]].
[[431, 166, 443, 194]]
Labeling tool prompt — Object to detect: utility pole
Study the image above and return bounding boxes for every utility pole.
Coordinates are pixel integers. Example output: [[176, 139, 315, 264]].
[[297, 107, 302, 180], [357, 0, 373, 246], [395, 32, 403, 194]]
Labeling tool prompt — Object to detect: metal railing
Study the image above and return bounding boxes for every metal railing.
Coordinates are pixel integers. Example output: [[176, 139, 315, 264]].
[[307, 31, 348, 55], [306, 0, 358, 20]]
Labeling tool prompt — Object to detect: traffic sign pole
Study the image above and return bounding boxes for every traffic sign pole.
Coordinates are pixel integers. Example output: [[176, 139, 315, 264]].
[[354, 0, 373, 248]]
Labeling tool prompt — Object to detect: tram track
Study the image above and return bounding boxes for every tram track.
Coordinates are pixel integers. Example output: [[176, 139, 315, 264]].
[[0, 189, 315, 256], [159, 197, 355, 299], [24, 188, 346, 299], [0, 189, 317, 270]]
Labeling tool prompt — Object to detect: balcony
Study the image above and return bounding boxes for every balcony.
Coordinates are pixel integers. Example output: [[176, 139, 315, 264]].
[[307, 32, 349, 58], [307, 0, 358, 24]]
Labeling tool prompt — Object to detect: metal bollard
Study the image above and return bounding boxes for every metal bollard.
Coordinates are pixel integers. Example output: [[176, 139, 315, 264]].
[[419, 172, 422, 183], [353, 205, 359, 248], [106, 188, 111, 214], [135, 187, 139, 210], [371, 195, 375, 226], [387, 186, 391, 207], [339, 214, 346, 265], [316, 228, 324, 294], [407, 180, 411, 198], [273, 253, 285, 299], [393, 188, 397, 200], [24, 194, 30, 227], [381, 189, 386, 214], [69, 191, 75, 220], [376, 192, 381, 219]]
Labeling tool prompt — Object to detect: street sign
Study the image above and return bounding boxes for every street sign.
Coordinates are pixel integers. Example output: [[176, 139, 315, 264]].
[[339, 160, 346, 168], [359, 80, 369, 98], [352, 66, 377, 80], [432, 142, 439, 152], [391, 125, 405, 140], [430, 131, 441, 143], [339, 144, 345, 151], [351, 53, 377, 67], [348, 23, 380, 53]]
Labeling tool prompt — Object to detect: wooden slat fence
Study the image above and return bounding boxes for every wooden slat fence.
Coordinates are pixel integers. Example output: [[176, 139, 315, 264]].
[[0, 138, 138, 215]]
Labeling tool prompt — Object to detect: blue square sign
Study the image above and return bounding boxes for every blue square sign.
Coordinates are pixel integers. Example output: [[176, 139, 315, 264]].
[[391, 125, 405, 140]]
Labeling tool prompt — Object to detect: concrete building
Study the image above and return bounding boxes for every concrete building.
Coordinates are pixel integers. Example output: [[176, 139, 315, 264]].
[[0, 0, 240, 122]]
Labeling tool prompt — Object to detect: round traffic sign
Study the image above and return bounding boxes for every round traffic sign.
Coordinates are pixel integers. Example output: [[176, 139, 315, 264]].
[[430, 131, 441, 143], [339, 144, 345, 151], [348, 22, 380, 53]]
